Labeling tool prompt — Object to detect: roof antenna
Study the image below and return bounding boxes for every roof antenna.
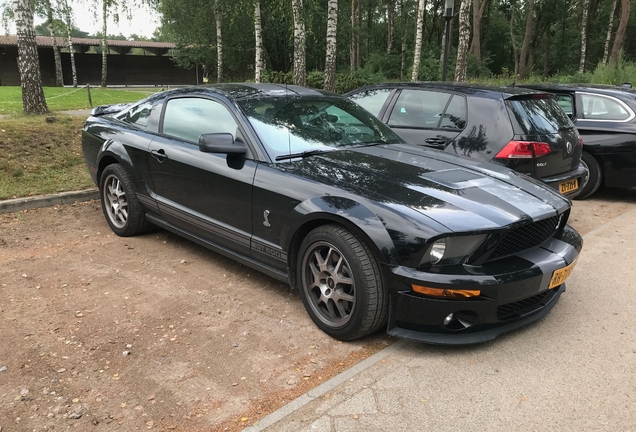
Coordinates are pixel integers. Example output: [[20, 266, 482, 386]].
[[286, 82, 291, 162]]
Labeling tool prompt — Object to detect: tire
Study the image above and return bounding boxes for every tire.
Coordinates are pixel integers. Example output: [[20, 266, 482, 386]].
[[99, 164, 152, 236], [576, 151, 603, 200], [297, 224, 388, 341]]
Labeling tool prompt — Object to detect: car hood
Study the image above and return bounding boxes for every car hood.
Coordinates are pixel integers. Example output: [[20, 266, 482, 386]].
[[283, 143, 570, 232]]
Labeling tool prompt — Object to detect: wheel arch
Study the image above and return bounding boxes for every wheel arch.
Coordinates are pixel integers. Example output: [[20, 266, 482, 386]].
[[284, 197, 399, 290], [96, 140, 134, 185]]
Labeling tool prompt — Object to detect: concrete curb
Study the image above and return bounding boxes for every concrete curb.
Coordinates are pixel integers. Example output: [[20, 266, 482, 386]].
[[243, 339, 411, 431], [0, 189, 99, 215]]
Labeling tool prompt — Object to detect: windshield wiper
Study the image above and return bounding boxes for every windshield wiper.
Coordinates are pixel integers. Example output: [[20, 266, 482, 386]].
[[275, 149, 333, 161]]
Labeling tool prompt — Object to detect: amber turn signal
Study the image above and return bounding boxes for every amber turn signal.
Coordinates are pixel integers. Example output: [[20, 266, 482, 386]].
[[412, 285, 481, 298]]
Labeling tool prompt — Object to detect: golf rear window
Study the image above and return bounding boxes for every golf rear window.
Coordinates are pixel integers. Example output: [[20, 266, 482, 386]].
[[506, 96, 572, 135]]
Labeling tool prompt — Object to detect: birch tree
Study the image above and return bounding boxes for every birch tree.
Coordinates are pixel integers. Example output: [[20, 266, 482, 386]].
[[214, 0, 223, 83], [518, 0, 535, 79], [350, 0, 357, 68], [42, 0, 63, 86], [578, 0, 589, 73], [411, 0, 425, 82], [100, 0, 108, 86], [254, 0, 263, 83], [386, 0, 394, 53], [60, 0, 77, 86], [13, 0, 48, 114], [454, 0, 471, 82], [609, 0, 629, 64], [509, 2, 519, 74], [324, 0, 338, 92], [292, 0, 306, 86], [602, 0, 617, 65]]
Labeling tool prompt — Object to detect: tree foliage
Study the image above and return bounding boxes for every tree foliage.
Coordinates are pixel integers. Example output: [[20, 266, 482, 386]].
[[141, 0, 636, 84]]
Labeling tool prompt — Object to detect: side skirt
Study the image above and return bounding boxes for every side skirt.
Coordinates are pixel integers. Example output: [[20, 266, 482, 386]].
[[145, 213, 290, 284]]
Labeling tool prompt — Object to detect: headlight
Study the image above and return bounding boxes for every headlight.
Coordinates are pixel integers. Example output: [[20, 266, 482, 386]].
[[419, 235, 486, 267], [428, 239, 446, 264]]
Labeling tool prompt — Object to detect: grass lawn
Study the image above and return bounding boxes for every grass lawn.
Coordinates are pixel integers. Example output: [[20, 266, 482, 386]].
[[0, 86, 163, 200], [0, 86, 159, 115], [0, 115, 95, 200]]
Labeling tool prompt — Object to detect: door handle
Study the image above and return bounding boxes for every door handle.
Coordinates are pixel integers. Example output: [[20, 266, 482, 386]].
[[424, 138, 447, 147], [151, 149, 168, 162]]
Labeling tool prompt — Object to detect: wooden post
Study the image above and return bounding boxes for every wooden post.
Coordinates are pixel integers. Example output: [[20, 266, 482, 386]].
[[86, 84, 93, 108]]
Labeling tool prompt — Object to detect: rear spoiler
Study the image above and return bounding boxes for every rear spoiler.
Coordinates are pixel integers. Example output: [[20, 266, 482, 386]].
[[90, 103, 133, 117]]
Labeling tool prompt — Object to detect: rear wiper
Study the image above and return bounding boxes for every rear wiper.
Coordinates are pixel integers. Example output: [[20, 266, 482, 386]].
[[275, 149, 333, 161], [558, 125, 575, 131]]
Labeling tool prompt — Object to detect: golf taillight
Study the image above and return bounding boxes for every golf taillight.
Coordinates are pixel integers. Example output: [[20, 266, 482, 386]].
[[495, 141, 552, 159]]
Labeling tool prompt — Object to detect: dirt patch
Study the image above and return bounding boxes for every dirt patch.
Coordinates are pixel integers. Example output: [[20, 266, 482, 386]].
[[0, 188, 633, 431], [0, 201, 393, 432]]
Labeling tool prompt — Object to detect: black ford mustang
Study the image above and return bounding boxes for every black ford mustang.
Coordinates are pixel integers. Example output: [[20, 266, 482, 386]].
[[82, 84, 582, 345]]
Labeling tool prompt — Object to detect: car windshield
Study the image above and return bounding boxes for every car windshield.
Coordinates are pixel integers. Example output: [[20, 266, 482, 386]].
[[506, 96, 574, 135], [237, 96, 401, 161]]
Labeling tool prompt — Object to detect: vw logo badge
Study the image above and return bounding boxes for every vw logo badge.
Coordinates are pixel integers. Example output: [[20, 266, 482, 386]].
[[566, 142, 572, 155]]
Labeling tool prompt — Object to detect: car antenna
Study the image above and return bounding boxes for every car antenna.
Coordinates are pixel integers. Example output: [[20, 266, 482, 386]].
[[286, 82, 292, 161]]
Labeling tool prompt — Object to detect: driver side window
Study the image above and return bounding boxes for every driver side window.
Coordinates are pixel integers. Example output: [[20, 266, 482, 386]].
[[162, 98, 239, 143]]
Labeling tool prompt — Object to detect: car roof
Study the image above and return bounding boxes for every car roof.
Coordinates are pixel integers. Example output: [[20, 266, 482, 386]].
[[157, 83, 338, 102], [347, 82, 545, 99], [519, 83, 636, 98]]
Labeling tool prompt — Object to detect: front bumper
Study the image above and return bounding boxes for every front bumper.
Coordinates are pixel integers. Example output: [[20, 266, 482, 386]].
[[385, 225, 582, 345]]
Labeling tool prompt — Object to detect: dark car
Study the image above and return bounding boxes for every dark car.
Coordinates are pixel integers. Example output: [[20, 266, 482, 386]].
[[345, 83, 587, 198], [518, 83, 636, 198], [82, 84, 582, 345]]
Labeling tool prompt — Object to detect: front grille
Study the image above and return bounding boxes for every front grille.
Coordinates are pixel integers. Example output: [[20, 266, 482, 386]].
[[488, 215, 559, 260], [497, 290, 553, 321]]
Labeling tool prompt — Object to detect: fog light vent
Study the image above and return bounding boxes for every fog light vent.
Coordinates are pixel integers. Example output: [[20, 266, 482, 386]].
[[443, 313, 454, 326], [443, 311, 478, 331]]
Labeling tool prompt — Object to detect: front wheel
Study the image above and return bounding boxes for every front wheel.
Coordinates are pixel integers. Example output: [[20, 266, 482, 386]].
[[297, 224, 388, 341], [99, 164, 152, 236], [576, 151, 603, 200]]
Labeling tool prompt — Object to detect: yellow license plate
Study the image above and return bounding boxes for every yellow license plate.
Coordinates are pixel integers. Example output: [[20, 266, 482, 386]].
[[559, 179, 579, 194], [548, 260, 577, 289]]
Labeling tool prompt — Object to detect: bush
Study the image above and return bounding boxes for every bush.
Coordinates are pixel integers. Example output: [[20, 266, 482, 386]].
[[335, 69, 387, 93], [307, 71, 325, 89], [263, 70, 293, 84], [363, 53, 402, 80], [591, 55, 636, 85]]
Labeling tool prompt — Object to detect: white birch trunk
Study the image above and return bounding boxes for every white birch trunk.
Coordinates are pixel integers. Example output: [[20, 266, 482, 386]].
[[324, 0, 338, 92], [387, 0, 394, 53], [350, 0, 356, 69], [62, 0, 78, 87], [100, 0, 108, 87], [411, 0, 425, 82], [254, 0, 263, 83], [602, 0, 617, 65], [214, 0, 223, 83], [44, 0, 63, 86], [292, 0, 306, 86], [578, 0, 589, 74], [509, 3, 519, 74], [13, 0, 48, 114], [454, 0, 471, 82]]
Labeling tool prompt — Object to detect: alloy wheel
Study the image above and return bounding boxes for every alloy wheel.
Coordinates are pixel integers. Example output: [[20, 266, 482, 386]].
[[103, 173, 128, 229], [301, 241, 356, 328]]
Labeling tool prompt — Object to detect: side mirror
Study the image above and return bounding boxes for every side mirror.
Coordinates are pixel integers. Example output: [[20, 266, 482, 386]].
[[198, 133, 247, 155]]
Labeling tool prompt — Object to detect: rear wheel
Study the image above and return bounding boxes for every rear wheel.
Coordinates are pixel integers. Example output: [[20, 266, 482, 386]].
[[100, 164, 152, 236], [576, 151, 602, 200], [297, 224, 388, 341]]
